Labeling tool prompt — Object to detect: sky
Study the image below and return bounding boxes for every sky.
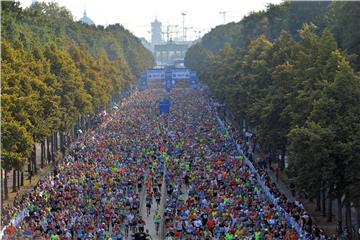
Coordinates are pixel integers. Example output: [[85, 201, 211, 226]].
[[20, 0, 283, 41]]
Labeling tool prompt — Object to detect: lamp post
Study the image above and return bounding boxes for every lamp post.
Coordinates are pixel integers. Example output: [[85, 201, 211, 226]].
[[219, 11, 227, 24]]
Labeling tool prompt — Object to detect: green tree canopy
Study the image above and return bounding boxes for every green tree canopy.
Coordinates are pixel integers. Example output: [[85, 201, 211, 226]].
[[1, 1, 154, 174]]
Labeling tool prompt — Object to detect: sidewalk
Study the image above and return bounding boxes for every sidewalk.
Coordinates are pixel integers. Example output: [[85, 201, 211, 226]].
[[2, 151, 62, 209], [266, 163, 296, 202], [276, 168, 338, 235], [253, 154, 338, 235]]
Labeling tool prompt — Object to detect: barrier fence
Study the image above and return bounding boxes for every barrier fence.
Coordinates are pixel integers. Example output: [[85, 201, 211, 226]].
[[0, 206, 29, 238]]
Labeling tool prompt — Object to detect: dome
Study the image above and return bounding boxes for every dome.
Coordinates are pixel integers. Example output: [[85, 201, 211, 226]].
[[79, 10, 95, 25]]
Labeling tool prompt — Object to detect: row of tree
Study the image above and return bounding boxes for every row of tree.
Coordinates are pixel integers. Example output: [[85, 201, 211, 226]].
[[1, 2, 154, 200], [185, 1, 360, 236], [200, 2, 360, 69]]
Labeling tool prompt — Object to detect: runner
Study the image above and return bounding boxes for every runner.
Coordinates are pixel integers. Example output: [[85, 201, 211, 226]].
[[153, 211, 161, 235], [145, 195, 152, 217], [154, 191, 161, 209]]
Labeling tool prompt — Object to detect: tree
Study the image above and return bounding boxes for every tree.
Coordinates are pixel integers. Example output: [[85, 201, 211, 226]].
[[308, 51, 360, 224], [1, 1, 154, 198], [288, 121, 334, 198], [184, 0, 360, 231], [253, 31, 299, 168], [44, 43, 92, 132], [326, 2, 360, 69], [184, 43, 214, 82], [1, 120, 33, 198]]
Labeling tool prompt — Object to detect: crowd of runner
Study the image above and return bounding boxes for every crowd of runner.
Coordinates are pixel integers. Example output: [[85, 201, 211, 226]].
[[2, 90, 166, 239], [2, 87, 337, 240], [160, 91, 301, 240]]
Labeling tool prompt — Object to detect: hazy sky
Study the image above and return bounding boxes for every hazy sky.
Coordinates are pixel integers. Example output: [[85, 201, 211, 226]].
[[20, 0, 282, 41]]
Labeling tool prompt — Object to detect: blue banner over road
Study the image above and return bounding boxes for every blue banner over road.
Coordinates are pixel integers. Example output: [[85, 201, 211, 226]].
[[138, 67, 198, 90]]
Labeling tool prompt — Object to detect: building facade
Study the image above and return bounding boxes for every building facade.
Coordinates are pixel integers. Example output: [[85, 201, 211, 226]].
[[154, 41, 189, 66], [149, 17, 193, 66]]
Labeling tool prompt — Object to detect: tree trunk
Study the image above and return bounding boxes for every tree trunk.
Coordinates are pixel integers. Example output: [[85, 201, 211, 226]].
[[316, 191, 321, 211], [41, 140, 45, 168], [84, 115, 88, 129], [20, 171, 24, 186], [84, 115, 89, 130], [59, 131, 64, 148], [4, 171, 9, 200], [17, 170, 20, 190], [47, 136, 51, 163], [79, 115, 83, 129], [79, 115, 82, 129], [12, 170, 16, 192], [345, 201, 352, 239], [57, 132, 60, 151], [68, 132, 72, 147], [322, 187, 326, 217], [280, 148, 286, 171], [90, 114, 95, 128], [356, 207, 360, 240], [90, 114, 93, 129], [327, 185, 333, 222], [28, 161, 31, 179], [57, 131, 60, 150], [54, 132, 58, 151], [60, 131, 64, 153], [338, 196, 343, 224], [32, 144, 37, 174], [242, 118, 246, 141], [1, 169, 3, 205], [51, 133, 55, 160], [77, 117, 80, 131]]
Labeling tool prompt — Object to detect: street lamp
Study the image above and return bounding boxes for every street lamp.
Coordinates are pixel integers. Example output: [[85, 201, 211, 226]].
[[181, 11, 187, 41]]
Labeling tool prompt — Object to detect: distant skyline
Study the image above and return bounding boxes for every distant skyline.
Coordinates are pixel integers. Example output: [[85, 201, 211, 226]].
[[20, 0, 283, 41]]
